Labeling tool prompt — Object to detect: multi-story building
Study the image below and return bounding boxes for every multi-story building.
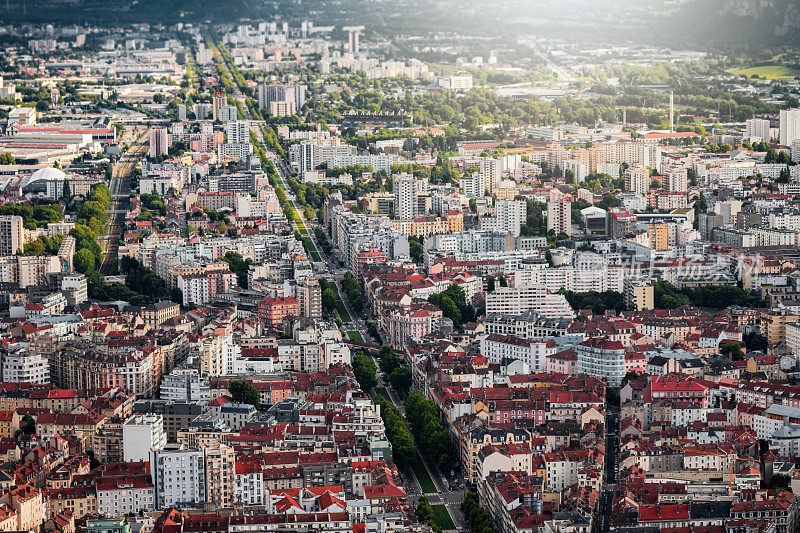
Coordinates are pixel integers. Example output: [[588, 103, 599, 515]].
[[546, 198, 572, 236], [0, 216, 23, 256], [480, 333, 555, 373], [624, 279, 654, 311], [96, 476, 155, 517], [149, 128, 169, 159], [386, 308, 432, 349], [257, 84, 306, 112], [123, 414, 167, 463], [61, 272, 87, 306], [160, 370, 211, 402], [625, 165, 650, 196], [576, 338, 626, 387], [257, 296, 300, 327], [150, 446, 206, 508], [485, 285, 574, 319], [609, 208, 637, 239], [780, 108, 800, 147], [140, 301, 180, 327], [483, 199, 526, 237], [225, 121, 250, 144], [0, 346, 50, 383], [205, 445, 236, 508], [297, 278, 322, 319], [745, 118, 771, 142], [393, 173, 423, 220]]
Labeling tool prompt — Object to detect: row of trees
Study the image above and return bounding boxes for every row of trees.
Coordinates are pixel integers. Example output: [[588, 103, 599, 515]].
[[374, 394, 416, 466], [416, 496, 442, 533], [314, 228, 332, 256], [319, 278, 340, 316], [562, 289, 626, 315], [653, 280, 765, 310], [352, 351, 378, 392], [0, 201, 63, 231], [377, 346, 412, 398], [24, 234, 64, 256], [404, 391, 453, 471], [341, 272, 364, 313], [119, 256, 168, 303], [461, 492, 495, 533]]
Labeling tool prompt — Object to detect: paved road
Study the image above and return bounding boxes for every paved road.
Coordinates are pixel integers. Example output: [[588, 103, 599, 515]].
[[597, 409, 620, 533], [100, 128, 149, 275], [207, 30, 252, 119], [254, 125, 467, 529]]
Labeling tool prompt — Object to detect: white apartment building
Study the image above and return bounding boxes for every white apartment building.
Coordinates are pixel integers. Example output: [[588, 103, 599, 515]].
[[546, 199, 572, 236], [393, 173, 420, 220], [563, 159, 589, 183], [745, 118, 771, 142], [480, 158, 501, 194], [754, 404, 800, 440], [225, 121, 250, 144], [605, 141, 661, 172], [61, 273, 88, 305], [460, 172, 485, 197], [480, 199, 526, 237], [149, 128, 169, 158], [480, 333, 555, 373], [514, 265, 625, 293], [151, 446, 207, 508], [576, 338, 626, 387], [123, 414, 167, 462], [625, 165, 650, 196], [97, 477, 155, 516], [0, 216, 23, 256], [159, 369, 211, 402], [0, 348, 50, 383], [780, 108, 800, 147], [485, 284, 574, 319], [235, 467, 264, 505]]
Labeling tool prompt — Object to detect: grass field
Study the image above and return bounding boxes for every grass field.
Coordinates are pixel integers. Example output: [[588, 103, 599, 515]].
[[374, 387, 389, 400], [347, 331, 364, 342], [299, 237, 321, 262], [430, 505, 456, 530], [731, 65, 800, 80], [335, 303, 352, 323], [411, 458, 437, 494]]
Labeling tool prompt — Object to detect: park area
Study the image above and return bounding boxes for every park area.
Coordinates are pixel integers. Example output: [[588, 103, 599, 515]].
[[731, 65, 800, 79]]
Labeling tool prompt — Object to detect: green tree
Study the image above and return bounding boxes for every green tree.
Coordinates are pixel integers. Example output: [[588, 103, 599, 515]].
[[74, 248, 96, 273], [410, 239, 424, 264], [222, 251, 253, 288], [352, 352, 377, 392], [721, 342, 745, 361], [228, 380, 260, 407], [20, 413, 35, 435]]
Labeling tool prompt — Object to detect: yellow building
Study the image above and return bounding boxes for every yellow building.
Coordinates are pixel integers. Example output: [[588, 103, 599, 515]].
[[760, 309, 799, 345], [647, 222, 669, 251], [624, 280, 654, 311]]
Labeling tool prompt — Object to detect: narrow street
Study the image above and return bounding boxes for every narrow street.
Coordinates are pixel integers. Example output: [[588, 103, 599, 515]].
[[253, 124, 466, 530], [597, 409, 619, 533]]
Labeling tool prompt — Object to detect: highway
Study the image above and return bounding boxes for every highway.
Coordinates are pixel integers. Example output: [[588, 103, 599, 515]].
[[99, 128, 150, 275]]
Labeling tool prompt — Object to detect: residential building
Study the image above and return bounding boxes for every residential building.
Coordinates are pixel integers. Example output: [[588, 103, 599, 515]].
[[780, 108, 800, 147], [547, 199, 572, 236], [123, 414, 167, 463]]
